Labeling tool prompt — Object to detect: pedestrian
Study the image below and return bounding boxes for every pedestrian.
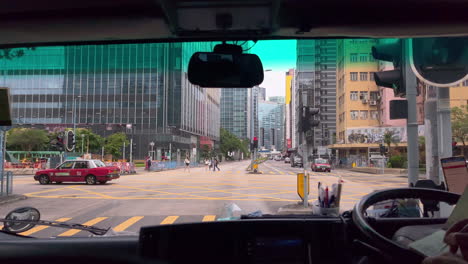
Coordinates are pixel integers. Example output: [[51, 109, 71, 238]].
[[184, 156, 191, 172], [213, 158, 220, 171], [146, 157, 152, 171], [204, 159, 210, 171]]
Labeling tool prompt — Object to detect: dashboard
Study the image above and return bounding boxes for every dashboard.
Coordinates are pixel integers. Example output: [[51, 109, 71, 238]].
[[140, 218, 351, 264]]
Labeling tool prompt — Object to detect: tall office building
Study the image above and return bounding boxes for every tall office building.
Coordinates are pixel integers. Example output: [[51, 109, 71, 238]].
[[295, 40, 337, 159], [221, 88, 248, 139], [259, 99, 284, 151], [1, 43, 221, 160], [285, 69, 296, 151], [258, 87, 266, 101]]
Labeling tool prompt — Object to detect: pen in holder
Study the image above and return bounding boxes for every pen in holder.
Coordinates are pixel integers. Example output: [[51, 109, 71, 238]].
[[315, 178, 343, 217]]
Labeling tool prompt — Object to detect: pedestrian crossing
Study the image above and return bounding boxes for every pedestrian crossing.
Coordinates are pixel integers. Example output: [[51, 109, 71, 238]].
[[16, 215, 220, 238]]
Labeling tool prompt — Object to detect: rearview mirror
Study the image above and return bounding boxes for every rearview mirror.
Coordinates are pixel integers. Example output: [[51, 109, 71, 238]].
[[188, 52, 264, 88], [3, 207, 40, 233]]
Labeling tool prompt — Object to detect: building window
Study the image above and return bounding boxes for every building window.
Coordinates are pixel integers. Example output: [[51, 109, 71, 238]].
[[369, 53, 375, 62], [350, 91, 358, 101], [350, 72, 358, 81], [359, 53, 367, 62], [370, 110, 378, 120], [370, 91, 378, 101], [463, 80, 468, 86], [351, 110, 359, 120], [369, 72, 375, 81], [360, 72, 368, 81], [360, 91, 368, 100], [360, 110, 368, 120], [350, 53, 358, 62]]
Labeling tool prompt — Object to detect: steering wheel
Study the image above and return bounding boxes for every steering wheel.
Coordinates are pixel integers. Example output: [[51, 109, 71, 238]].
[[352, 188, 460, 264]]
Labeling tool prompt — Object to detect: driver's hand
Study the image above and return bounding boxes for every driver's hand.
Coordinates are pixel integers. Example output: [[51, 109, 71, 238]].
[[445, 219, 468, 257], [424, 253, 468, 264]]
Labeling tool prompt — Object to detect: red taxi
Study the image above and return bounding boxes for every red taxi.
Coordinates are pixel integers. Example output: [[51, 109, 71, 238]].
[[311, 158, 332, 172], [34, 160, 120, 185]]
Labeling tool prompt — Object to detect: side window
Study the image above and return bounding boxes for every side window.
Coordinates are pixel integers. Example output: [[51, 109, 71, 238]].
[[74, 162, 88, 169], [60, 162, 74, 169]]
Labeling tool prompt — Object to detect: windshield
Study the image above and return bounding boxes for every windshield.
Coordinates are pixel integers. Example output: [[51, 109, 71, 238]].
[[0, 38, 467, 238]]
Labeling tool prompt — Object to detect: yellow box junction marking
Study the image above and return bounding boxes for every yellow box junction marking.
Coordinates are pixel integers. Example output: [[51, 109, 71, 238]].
[[113, 216, 144, 232], [160, 216, 179, 225], [58, 217, 108, 237]]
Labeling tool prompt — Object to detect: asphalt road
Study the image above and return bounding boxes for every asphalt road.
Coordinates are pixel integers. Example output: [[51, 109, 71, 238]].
[[0, 160, 408, 238]]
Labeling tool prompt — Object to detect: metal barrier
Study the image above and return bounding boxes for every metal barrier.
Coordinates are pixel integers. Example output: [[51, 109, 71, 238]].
[[0, 171, 13, 196], [149, 161, 199, 171]]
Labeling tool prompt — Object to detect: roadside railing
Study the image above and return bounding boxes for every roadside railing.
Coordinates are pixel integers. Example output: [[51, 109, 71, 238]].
[[0, 171, 13, 196]]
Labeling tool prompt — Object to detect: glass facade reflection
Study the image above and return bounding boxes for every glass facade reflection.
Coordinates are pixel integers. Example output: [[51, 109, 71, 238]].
[[0, 43, 220, 160]]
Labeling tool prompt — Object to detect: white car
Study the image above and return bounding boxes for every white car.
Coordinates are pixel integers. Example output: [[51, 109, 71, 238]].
[[284, 157, 291, 163]]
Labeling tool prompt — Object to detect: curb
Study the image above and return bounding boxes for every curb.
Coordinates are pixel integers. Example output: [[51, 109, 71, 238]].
[[0, 194, 27, 205]]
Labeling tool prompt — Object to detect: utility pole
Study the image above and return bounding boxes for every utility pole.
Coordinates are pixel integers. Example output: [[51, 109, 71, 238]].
[[403, 39, 420, 186], [130, 138, 133, 163], [123, 141, 126, 161]]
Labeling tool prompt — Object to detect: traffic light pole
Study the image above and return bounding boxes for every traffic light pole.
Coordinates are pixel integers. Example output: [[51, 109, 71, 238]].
[[403, 39, 419, 186]]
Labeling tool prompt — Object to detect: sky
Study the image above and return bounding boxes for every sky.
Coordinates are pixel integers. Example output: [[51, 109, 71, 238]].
[[248, 40, 297, 98]]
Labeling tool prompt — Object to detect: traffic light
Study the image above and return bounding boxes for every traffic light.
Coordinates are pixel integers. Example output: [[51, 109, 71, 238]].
[[412, 37, 468, 87], [55, 135, 65, 152], [301, 106, 320, 132], [66, 130, 75, 152], [253, 137, 258, 149], [372, 40, 406, 97]]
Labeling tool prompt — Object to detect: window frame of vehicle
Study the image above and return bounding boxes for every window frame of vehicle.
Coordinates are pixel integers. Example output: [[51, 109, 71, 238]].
[[51, 161, 74, 182], [70, 161, 90, 181]]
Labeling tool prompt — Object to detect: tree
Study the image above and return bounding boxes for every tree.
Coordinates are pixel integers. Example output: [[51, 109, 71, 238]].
[[104, 132, 129, 161], [219, 128, 249, 159], [383, 130, 399, 157], [6, 128, 49, 151], [73, 128, 104, 154], [418, 136, 426, 165], [452, 105, 468, 157], [200, 144, 212, 159]]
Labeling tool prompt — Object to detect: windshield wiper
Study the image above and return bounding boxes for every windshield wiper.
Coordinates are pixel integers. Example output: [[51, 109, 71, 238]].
[[1, 219, 109, 236]]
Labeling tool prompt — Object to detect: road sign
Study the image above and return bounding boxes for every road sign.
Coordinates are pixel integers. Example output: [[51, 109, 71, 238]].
[[297, 173, 309, 201]]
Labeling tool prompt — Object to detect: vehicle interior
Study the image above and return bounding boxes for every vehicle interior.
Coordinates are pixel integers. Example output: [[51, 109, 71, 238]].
[[0, 0, 467, 264]]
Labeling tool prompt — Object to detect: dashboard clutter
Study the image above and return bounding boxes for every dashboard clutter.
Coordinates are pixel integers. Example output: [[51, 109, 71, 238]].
[[217, 203, 242, 221], [313, 177, 343, 217]]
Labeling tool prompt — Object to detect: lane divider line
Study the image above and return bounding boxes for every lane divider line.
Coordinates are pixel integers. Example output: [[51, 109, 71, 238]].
[[58, 217, 108, 237]]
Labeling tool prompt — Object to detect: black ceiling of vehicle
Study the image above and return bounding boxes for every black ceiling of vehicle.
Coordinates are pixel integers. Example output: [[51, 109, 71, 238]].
[[2, 0, 468, 47]]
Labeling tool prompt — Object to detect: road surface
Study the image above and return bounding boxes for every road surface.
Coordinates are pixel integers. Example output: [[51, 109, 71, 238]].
[[0, 160, 408, 238]]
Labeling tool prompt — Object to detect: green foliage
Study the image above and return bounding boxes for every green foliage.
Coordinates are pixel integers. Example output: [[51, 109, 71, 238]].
[[387, 155, 407, 168], [383, 130, 399, 157], [200, 144, 212, 159], [6, 128, 50, 151], [452, 105, 468, 156], [104, 132, 129, 160], [220, 128, 249, 158], [73, 128, 104, 153], [418, 136, 426, 164]]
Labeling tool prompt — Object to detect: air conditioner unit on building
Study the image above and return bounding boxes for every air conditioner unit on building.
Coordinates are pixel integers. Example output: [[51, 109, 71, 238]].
[[377, 95, 382, 101], [369, 100, 377, 106], [361, 99, 368, 104]]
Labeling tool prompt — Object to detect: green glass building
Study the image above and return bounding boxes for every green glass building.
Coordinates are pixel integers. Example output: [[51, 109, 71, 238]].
[[0, 43, 220, 160]]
